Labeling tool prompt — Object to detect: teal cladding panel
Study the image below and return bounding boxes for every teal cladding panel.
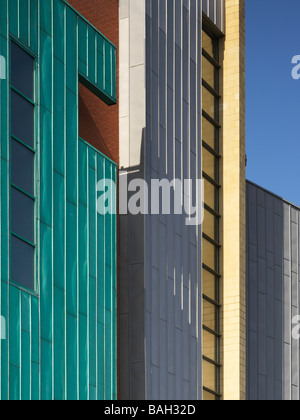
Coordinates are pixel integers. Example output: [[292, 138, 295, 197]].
[[0, 0, 117, 400]]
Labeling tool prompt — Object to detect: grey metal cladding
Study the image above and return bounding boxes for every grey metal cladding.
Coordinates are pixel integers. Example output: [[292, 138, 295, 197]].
[[202, 0, 225, 32], [246, 181, 300, 400], [145, 0, 203, 400], [120, 0, 203, 401]]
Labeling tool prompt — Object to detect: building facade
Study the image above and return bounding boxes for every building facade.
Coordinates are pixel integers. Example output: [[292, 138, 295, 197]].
[[1, 0, 298, 402], [0, 0, 118, 400], [247, 181, 300, 401], [119, 0, 246, 400]]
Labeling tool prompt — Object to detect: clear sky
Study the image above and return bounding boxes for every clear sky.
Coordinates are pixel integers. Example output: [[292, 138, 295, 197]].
[[246, 0, 300, 207]]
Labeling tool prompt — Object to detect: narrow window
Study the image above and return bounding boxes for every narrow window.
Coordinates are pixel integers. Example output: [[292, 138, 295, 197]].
[[202, 28, 222, 401], [10, 41, 35, 291]]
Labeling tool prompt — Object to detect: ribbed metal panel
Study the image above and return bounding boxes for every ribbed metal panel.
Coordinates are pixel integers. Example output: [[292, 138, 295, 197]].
[[0, 0, 117, 400], [145, 0, 203, 400], [246, 181, 300, 401], [202, 0, 225, 33], [119, 0, 202, 400]]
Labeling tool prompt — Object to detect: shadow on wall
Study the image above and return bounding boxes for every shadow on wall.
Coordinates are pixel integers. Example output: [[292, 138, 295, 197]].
[[119, 129, 146, 400], [246, 181, 300, 400], [79, 83, 116, 163]]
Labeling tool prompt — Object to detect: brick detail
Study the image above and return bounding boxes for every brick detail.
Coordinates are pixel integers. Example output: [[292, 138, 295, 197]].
[[68, 0, 119, 166]]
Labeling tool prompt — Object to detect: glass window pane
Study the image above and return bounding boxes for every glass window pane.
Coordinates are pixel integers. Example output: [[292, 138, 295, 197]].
[[11, 139, 34, 196], [203, 85, 216, 120], [202, 55, 215, 89], [11, 187, 34, 243], [203, 360, 217, 392], [204, 179, 217, 211], [203, 329, 218, 362], [203, 148, 216, 181], [203, 209, 218, 241], [11, 41, 34, 100], [202, 30, 214, 57], [203, 238, 216, 270], [203, 390, 216, 401], [203, 299, 217, 332], [11, 90, 34, 148], [11, 235, 34, 290], [202, 116, 216, 150], [203, 269, 218, 302]]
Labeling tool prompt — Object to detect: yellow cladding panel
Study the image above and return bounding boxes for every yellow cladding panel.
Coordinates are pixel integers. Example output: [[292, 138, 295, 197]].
[[222, 0, 246, 400]]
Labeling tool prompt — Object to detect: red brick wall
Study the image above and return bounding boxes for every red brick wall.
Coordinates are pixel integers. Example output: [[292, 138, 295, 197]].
[[68, 0, 119, 166]]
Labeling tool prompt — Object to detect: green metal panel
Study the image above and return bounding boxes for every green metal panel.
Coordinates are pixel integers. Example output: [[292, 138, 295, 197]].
[[0, 0, 117, 401]]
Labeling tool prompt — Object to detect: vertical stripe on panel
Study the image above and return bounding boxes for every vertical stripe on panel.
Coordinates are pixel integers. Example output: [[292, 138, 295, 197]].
[[112, 48, 117, 102], [66, 198, 78, 400], [1, 281, 8, 400], [87, 26, 96, 83], [104, 42, 112, 99], [53, 0, 66, 390], [40, 0, 52, 35], [53, 281, 65, 400], [65, 8, 78, 399], [9, 0, 18, 38], [112, 165, 117, 400], [31, 296, 39, 400], [40, 10, 53, 392], [96, 34, 104, 93], [0, 31, 8, 161], [97, 154, 105, 400], [53, 0, 65, 64], [53, 176, 66, 400], [36, 0, 41, 400], [88, 154, 97, 398], [21, 292, 30, 400], [29, 0, 38, 54], [0, 0, 8, 39], [40, 4, 54, 400], [0, 17, 9, 392], [78, 19, 88, 78], [40, 221, 53, 400], [19, 0, 29, 46], [78, 141, 88, 400], [9, 287, 21, 400], [104, 160, 113, 399], [66, 7, 77, 94]]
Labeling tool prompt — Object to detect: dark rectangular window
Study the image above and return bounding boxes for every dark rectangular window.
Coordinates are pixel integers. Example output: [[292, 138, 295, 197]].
[[11, 41, 34, 100], [11, 90, 34, 147], [11, 236, 35, 289], [202, 28, 222, 401], [10, 41, 35, 291], [11, 138, 35, 195]]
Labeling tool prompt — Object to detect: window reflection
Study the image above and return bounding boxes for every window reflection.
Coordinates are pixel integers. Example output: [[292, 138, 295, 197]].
[[10, 41, 35, 291], [202, 29, 221, 400]]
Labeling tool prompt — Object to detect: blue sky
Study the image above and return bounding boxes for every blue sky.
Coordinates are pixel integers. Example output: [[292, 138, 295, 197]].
[[246, 0, 300, 207]]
